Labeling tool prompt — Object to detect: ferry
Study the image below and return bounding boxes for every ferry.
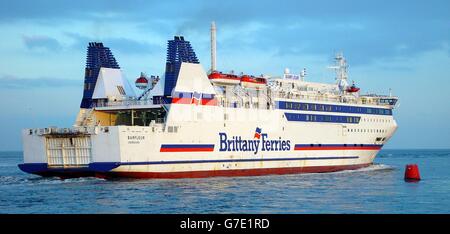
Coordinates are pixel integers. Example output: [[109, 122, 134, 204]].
[[19, 22, 398, 179]]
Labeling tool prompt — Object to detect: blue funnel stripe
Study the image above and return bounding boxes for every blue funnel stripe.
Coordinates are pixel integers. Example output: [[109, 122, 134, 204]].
[[80, 42, 120, 108], [163, 36, 199, 97]]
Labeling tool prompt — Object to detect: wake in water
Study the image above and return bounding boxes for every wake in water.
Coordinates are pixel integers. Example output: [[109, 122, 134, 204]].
[[0, 175, 105, 186], [290, 163, 396, 178], [2, 164, 395, 185], [334, 163, 396, 174]]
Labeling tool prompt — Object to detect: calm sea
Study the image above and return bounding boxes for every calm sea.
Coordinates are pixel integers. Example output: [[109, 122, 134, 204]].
[[0, 150, 449, 214]]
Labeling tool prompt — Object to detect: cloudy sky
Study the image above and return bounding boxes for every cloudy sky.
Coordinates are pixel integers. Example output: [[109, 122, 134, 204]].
[[0, 0, 449, 150]]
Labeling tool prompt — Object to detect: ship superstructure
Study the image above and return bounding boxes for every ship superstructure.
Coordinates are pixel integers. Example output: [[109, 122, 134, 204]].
[[19, 23, 398, 178]]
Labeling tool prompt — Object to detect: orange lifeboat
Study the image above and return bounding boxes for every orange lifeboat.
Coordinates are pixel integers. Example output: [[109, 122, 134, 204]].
[[346, 84, 360, 93], [208, 71, 241, 85], [240, 75, 267, 89]]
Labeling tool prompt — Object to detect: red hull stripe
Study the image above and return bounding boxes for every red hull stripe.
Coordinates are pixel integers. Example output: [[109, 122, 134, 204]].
[[294, 146, 381, 150], [160, 144, 215, 152], [118, 156, 359, 166], [160, 148, 214, 152], [294, 144, 382, 151], [102, 163, 372, 179]]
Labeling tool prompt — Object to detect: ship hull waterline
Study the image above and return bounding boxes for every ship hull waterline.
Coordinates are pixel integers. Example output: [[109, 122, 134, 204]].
[[19, 162, 373, 179]]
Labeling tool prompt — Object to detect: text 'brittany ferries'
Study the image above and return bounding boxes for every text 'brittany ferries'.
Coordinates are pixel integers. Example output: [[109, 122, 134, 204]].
[[219, 128, 291, 155]]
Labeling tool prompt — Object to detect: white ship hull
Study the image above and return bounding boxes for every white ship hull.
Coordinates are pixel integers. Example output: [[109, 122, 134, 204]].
[[20, 101, 397, 178]]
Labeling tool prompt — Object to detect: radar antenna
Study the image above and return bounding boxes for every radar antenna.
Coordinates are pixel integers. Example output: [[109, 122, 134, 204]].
[[328, 52, 349, 93]]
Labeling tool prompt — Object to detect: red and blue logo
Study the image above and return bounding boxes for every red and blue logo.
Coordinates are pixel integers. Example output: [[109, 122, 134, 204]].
[[191, 91, 202, 105], [254, 127, 262, 139]]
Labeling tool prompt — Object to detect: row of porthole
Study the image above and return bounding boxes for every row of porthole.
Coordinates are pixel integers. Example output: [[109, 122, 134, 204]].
[[348, 128, 387, 133], [361, 118, 391, 123]]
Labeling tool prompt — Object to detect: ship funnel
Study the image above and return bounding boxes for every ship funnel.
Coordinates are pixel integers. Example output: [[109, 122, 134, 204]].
[[211, 21, 217, 72], [163, 36, 199, 96], [80, 42, 120, 108]]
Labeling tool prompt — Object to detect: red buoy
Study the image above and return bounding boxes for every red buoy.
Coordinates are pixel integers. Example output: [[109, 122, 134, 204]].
[[404, 164, 421, 182]]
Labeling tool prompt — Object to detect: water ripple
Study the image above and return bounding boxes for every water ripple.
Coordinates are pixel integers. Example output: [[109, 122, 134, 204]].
[[1, 150, 450, 213]]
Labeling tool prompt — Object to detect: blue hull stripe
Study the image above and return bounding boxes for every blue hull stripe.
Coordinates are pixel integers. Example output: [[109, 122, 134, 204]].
[[294, 144, 382, 147]]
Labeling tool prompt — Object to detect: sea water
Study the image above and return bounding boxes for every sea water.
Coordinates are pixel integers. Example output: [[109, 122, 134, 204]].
[[1, 150, 449, 213]]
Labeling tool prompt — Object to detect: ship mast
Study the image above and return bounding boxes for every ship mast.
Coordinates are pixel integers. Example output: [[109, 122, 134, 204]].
[[328, 52, 349, 93], [211, 21, 217, 72]]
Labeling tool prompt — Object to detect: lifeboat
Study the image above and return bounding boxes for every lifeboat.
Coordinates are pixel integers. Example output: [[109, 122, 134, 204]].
[[240, 75, 267, 89], [346, 84, 360, 93], [208, 71, 241, 85]]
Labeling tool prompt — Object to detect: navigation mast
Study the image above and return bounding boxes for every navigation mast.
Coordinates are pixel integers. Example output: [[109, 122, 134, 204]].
[[328, 52, 349, 92]]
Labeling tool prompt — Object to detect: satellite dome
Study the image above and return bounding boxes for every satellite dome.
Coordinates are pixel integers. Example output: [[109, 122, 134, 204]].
[[135, 73, 149, 90]]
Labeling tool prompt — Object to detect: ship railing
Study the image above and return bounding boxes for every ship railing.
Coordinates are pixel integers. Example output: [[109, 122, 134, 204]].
[[95, 99, 155, 107], [271, 91, 347, 103], [217, 90, 393, 108], [27, 126, 99, 136], [270, 91, 394, 107]]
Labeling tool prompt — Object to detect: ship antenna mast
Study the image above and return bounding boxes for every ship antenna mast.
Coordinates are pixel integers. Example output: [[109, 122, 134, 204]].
[[300, 68, 307, 81], [211, 21, 217, 72], [328, 52, 349, 92]]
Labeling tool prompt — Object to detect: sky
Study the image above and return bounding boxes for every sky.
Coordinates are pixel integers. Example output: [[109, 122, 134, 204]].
[[0, 0, 449, 150]]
